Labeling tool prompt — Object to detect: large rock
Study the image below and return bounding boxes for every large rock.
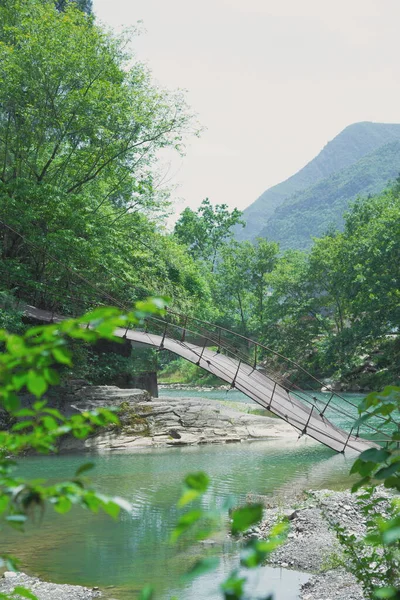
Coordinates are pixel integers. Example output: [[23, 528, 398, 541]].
[[60, 394, 298, 452]]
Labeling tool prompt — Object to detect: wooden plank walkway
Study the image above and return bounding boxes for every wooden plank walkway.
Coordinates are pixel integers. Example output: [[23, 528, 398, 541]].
[[24, 305, 378, 454]]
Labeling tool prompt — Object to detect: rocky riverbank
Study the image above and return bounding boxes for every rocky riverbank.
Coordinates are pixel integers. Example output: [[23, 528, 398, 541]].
[[0, 572, 102, 600], [247, 487, 396, 600], [56, 383, 297, 451]]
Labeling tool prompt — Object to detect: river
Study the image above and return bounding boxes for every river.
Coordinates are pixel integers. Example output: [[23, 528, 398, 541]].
[[3, 389, 366, 600]]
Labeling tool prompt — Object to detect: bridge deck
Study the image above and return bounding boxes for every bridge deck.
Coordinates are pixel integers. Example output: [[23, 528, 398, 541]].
[[24, 305, 377, 454]]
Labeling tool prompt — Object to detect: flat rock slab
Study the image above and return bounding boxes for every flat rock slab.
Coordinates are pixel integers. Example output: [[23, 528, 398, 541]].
[[59, 393, 299, 452]]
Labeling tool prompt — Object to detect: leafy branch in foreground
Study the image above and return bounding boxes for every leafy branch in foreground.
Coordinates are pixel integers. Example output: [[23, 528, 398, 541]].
[[0, 299, 165, 599], [141, 471, 288, 600], [332, 387, 400, 600]]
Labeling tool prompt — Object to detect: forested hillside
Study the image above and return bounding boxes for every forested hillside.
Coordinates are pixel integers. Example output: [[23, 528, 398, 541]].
[[237, 121, 400, 245], [259, 140, 400, 249], [173, 188, 400, 389]]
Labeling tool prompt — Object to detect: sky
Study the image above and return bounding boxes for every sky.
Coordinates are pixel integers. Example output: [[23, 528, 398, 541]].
[[94, 0, 400, 218]]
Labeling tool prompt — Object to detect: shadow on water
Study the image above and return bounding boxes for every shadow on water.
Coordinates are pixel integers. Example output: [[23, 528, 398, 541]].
[[3, 433, 358, 600]]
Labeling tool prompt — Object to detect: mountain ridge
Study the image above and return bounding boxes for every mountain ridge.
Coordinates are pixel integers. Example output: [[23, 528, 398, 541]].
[[258, 140, 400, 249], [237, 121, 400, 244]]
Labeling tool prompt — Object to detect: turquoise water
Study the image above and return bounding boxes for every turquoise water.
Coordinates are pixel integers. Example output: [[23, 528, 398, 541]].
[[2, 388, 369, 599], [3, 440, 357, 599]]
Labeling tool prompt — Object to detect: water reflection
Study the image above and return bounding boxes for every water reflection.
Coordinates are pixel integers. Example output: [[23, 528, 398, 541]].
[[3, 437, 358, 599]]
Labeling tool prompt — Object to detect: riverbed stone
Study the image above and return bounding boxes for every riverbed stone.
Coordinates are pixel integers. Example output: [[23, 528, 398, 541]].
[[54, 386, 298, 452], [0, 573, 101, 599]]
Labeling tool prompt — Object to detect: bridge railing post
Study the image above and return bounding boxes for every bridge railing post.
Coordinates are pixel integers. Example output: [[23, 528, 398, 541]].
[[231, 359, 242, 389], [302, 405, 314, 435], [320, 393, 335, 418], [181, 316, 188, 342], [196, 336, 208, 366], [217, 328, 221, 354], [253, 344, 257, 370], [159, 321, 168, 350], [123, 323, 131, 338], [342, 426, 355, 453], [268, 382, 277, 410]]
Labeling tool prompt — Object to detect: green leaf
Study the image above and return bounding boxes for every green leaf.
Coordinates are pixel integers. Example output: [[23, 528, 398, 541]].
[[184, 472, 210, 492], [375, 463, 400, 480], [0, 495, 10, 514], [102, 500, 120, 520], [52, 347, 72, 366], [374, 588, 398, 599], [12, 587, 38, 599], [13, 409, 36, 417], [11, 421, 34, 432], [358, 448, 391, 464], [382, 526, 400, 545], [171, 509, 203, 542], [75, 463, 95, 477], [2, 393, 20, 412], [27, 371, 47, 398], [231, 504, 263, 535], [221, 571, 246, 598], [183, 557, 219, 581], [138, 585, 154, 600], [178, 471, 210, 507], [178, 489, 201, 508], [54, 497, 72, 514], [43, 368, 60, 386], [33, 400, 47, 411]]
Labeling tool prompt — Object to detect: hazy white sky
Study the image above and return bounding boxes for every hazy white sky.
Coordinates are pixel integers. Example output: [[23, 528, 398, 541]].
[[94, 0, 400, 217]]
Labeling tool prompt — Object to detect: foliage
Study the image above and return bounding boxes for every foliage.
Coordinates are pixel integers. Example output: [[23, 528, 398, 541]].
[[214, 239, 278, 336], [158, 357, 223, 386], [174, 199, 244, 269], [0, 299, 164, 599], [333, 387, 400, 599], [0, 0, 205, 317], [142, 471, 288, 600]]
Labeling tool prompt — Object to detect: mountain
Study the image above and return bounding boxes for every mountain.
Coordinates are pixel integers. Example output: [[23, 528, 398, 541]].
[[238, 122, 400, 246], [259, 141, 400, 249]]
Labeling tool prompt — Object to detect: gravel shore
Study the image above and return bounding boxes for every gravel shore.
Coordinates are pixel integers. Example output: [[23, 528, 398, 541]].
[[249, 487, 395, 600], [0, 572, 102, 600]]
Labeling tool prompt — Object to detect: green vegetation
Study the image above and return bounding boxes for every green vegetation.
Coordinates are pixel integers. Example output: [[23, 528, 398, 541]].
[[158, 357, 223, 385], [172, 185, 400, 388], [260, 141, 400, 250], [1, 0, 398, 391], [332, 386, 400, 599], [167, 471, 287, 600], [0, 300, 165, 599], [238, 121, 400, 248], [0, 0, 207, 318]]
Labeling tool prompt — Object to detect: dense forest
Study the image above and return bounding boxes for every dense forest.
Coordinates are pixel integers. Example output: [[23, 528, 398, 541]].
[[0, 0, 399, 391]]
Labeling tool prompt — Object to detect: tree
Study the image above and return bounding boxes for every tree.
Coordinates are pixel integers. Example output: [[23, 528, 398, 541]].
[[0, 0, 200, 314], [174, 199, 244, 269], [214, 239, 278, 336]]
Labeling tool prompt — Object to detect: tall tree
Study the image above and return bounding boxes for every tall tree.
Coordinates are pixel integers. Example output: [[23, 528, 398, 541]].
[[0, 0, 198, 312], [174, 199, 244, 269]]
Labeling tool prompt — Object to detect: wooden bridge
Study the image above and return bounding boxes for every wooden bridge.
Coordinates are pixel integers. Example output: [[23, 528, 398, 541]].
[[0, 219, 389, 455], [23, 304, 383, 454]]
